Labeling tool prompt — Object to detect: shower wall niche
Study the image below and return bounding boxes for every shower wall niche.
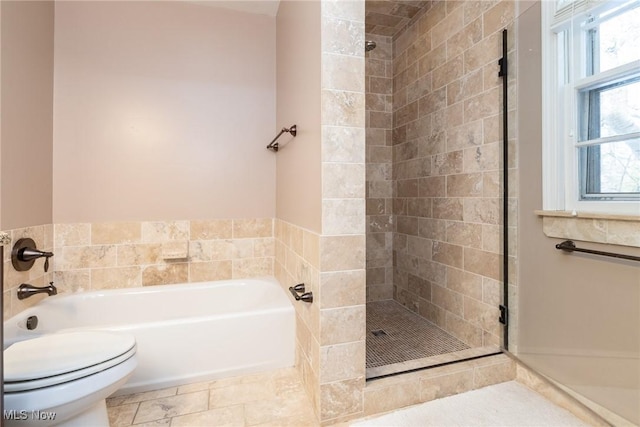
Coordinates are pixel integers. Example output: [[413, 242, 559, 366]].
[[365, 0, 516, 370]]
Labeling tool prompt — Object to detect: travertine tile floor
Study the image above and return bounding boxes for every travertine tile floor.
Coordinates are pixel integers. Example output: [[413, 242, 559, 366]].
[[107, 367, 590, 427], [106, 367, 317, 426]]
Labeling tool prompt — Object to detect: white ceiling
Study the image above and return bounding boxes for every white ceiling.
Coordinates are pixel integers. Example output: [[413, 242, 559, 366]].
[[188, 0, 281, 17]]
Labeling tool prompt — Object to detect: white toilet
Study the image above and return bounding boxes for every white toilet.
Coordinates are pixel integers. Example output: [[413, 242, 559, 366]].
[[3, 331, 137, 427]]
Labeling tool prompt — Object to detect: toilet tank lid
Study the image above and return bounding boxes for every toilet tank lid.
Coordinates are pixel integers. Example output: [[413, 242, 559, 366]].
[[4, 331, 136, 382]]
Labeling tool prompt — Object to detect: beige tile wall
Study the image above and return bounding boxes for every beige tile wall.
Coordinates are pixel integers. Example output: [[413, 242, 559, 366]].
[[51, 219, 274, 293], [275, 217, 367, 426], [1, 218, 274, 320], [3, 219, 274, 320], [389, 0, 518, 350], [314, 0, 522, 423], [273, 1, 367, 424], [365, 0, 429, 37], [319, 1, 367, 423], [2, 224, 54, 320], [365, 33, 395, 302], [541, 216, 640, 248], [274, 219, 322, 420]]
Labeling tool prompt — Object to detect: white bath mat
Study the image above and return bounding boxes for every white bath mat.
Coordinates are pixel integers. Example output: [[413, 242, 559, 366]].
[[352, 381, 589, 427]]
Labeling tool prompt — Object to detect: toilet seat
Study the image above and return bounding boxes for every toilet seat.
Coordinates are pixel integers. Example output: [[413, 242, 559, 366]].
[[4, 331, 136, 393]]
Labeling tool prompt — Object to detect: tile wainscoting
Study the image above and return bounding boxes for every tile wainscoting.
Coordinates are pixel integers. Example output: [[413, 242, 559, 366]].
[[52, 219, 274, 292], [2, 219, 274, 320], [537, 211, 640, 248]]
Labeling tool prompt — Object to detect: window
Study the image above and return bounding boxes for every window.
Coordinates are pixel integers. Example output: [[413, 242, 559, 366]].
[[542, 0, 640, 215]]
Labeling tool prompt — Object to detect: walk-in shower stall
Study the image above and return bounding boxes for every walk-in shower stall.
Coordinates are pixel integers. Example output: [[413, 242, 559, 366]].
[[364, 0, 513, 379], [364, 2, 640, 426]]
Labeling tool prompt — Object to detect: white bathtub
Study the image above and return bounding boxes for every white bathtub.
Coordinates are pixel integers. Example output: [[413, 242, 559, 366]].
[[3, 277, 295, 395]]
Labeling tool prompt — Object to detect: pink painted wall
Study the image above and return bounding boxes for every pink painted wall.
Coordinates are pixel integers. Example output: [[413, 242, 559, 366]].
[[275, 0, 322, 233], [53, 1, 276, 223], [1, 1, 54, 230]]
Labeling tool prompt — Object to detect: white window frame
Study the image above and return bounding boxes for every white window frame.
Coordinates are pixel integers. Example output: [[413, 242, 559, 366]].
[[542, 0, 640, 216]]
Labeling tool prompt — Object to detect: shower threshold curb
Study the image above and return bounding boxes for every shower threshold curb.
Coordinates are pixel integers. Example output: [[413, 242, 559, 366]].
[[366, 345, 501, 379]]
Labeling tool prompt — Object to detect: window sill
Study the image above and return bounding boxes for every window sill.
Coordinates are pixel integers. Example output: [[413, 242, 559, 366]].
[[535, 210, 640, 249]]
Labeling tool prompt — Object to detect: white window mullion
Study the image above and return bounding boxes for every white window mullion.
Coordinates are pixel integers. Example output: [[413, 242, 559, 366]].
[[565, 19, 584, 212], [574, 60, 640, 91], [542, 1, 564, 210], [563, 81, 576, 211], [576, 132, 640, 148]]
